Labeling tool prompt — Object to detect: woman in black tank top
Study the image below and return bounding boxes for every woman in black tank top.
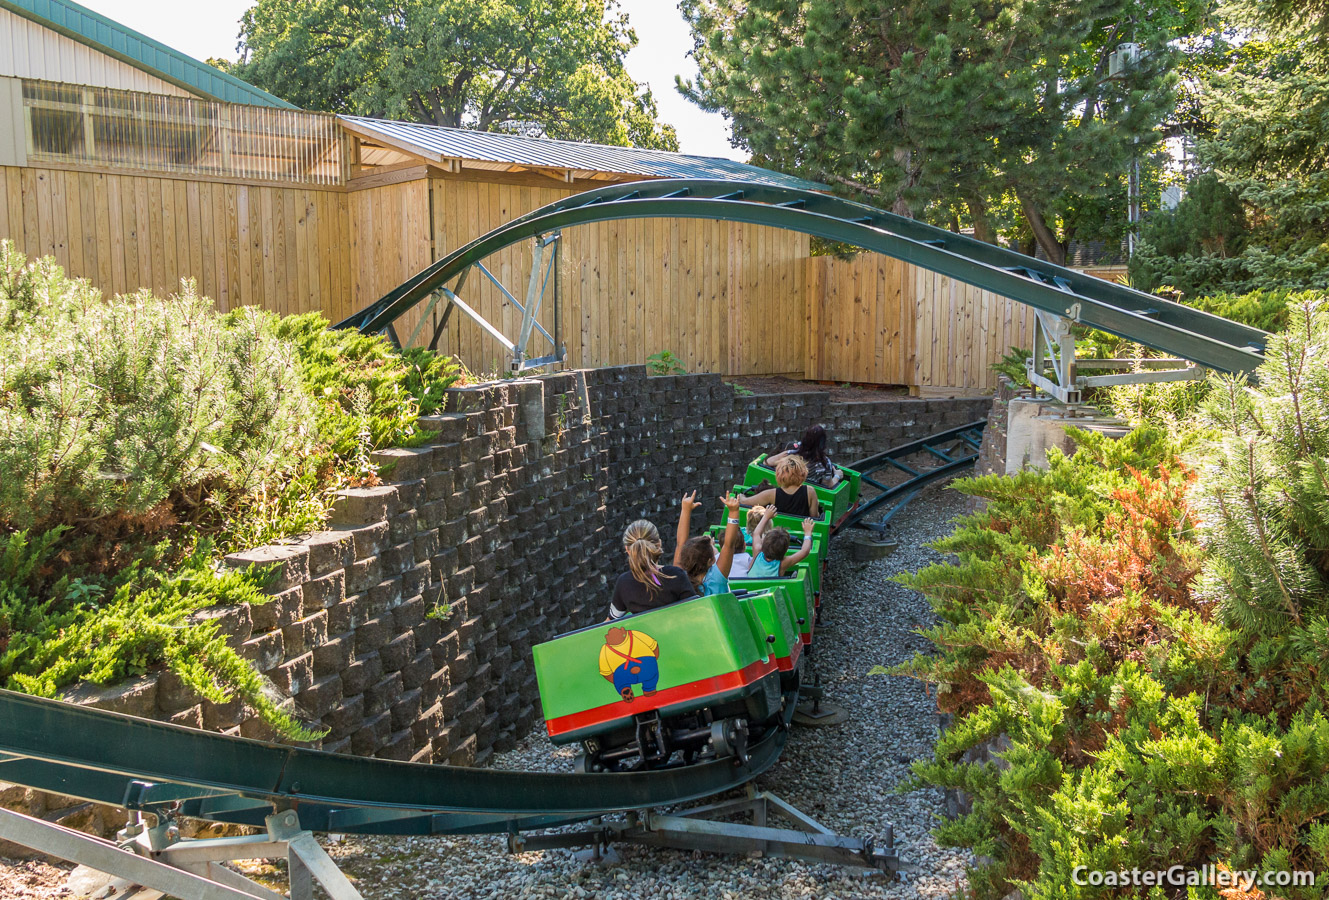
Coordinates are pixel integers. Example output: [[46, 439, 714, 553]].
[[737, 455, 820, 520], [773, 483, 812, 517]]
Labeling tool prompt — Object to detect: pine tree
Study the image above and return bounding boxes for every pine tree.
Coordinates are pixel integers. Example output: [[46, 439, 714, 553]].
[[680, 0, 1199, 260], [1192, 299, 1329, 638], [1131, 0, 1329, 294], [0, 243, 313, 529]]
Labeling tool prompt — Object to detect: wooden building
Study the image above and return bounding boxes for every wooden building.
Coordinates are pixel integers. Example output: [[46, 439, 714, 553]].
[[0, 0, 1034, 392]]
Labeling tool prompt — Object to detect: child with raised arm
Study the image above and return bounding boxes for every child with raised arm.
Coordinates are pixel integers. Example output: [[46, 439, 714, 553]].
[[674, 492, 744, 596], [745, 505, 815, 578]]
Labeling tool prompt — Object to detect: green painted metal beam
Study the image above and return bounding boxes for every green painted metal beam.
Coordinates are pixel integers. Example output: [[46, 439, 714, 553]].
[[334, 179, 1267, 375], [0, 689, 785, 836]]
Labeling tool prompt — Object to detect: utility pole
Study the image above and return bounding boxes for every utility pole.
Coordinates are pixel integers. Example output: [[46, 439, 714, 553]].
[[1109, 42, 1142, 257]]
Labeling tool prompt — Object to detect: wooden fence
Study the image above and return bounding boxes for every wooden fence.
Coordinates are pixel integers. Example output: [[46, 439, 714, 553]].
[[0, 164, 807, 376], [0, 164, 351, 314], [424, 176, 806, 377], [806, 252, 1036, 394]]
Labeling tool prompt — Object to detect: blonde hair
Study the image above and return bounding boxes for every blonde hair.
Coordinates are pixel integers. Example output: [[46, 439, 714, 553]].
[[623, 519, 665, 593], [746, 507, 764, 530], [776, 455, 808, 489]]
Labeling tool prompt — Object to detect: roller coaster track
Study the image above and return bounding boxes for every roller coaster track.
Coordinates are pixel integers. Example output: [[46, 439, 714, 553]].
[[0, 689, 785, 835], [335, 178, 1268, 375], [0, 687, 831, 897]]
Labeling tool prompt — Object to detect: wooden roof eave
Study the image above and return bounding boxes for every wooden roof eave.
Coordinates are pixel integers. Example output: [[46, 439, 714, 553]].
[[338, 119, 657, 187]]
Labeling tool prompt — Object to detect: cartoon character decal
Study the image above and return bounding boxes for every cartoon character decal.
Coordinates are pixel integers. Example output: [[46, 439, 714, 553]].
[[598, 627, 660, 703]]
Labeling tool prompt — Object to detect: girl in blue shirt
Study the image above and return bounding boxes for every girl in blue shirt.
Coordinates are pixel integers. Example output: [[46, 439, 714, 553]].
[[674, 492, 744, 596]]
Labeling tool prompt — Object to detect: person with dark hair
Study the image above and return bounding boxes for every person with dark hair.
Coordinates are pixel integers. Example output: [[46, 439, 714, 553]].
[[744, 505, 815, 577], [768, 424, 842, 487], [608, 519, 696, 620], [674, 492, 743, 595]]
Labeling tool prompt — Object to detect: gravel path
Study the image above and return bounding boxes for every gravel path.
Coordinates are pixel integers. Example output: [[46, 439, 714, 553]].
[[0, 485, 972, 899]]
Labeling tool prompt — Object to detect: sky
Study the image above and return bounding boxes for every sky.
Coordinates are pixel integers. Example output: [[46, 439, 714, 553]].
[[75, 0, 744, 161]]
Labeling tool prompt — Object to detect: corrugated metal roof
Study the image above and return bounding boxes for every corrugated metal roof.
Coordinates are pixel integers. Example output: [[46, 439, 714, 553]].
[[340, 115, 825, 190], [0, 0, 296, 109]]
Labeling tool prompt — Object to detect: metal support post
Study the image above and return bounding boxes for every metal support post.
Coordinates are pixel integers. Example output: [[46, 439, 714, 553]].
[[0, 805, 363, 900], [1027, 310, 1081, 404], [508, 791, 902, 873], [471, 233, 563, 372], [1026, 310, 1204, 406]]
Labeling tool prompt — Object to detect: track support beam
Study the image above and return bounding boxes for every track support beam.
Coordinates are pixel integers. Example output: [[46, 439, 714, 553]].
[[0, 806, 362, 900], [508, 787, 901, 873], [1027, 311, 1204, 406]]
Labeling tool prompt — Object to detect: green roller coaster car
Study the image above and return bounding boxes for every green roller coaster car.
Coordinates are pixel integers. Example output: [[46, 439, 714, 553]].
[[532, 590, 800, 772], [743, 455, 861, 523], [730, 568, 815, 646]]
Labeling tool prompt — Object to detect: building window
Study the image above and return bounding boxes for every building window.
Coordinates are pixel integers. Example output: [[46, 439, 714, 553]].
[[21, 79, 343, 186]]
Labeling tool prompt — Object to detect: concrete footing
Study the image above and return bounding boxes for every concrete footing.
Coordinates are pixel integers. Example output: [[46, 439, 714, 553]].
[[1004, 398, 1130, 474]]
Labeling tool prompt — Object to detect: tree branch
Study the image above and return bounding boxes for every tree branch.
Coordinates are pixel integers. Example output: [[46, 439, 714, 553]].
[[1016, 188, 1065, 264]]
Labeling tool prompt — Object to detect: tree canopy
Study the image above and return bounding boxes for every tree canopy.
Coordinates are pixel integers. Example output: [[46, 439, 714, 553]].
[[227, 0, 678, 150], [680, 0, 1204, 263], [1130, 1, 1329, 295]]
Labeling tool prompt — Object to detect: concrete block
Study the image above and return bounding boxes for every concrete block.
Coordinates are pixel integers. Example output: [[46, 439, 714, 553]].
[[330, 486, 398, 527], [224, 544, 309, 592], [304, 530, 355, 577], [63, 675, 158, 719]]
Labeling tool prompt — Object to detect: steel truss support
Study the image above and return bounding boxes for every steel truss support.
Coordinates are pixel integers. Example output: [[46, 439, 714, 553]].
[[1026, 311, 1203, 406], [508, 787, 902, 873], [404, 233, 566, 373], [337, 179, 1267, 376], [0, 806, 362, 900]]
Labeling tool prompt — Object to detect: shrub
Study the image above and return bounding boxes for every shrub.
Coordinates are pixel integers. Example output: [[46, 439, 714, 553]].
[[0, 528, 318, 739], [1186, 288, 1327, 333], [0, 243, 312, 531], [892, 301, 1329, 898], [0, 246, 463, 551], [646, 350, 686, 376], [266, 312, 460, 456], [0, 246, 463, 740]]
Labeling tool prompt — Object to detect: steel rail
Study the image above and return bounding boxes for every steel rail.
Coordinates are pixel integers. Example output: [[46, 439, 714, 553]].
[[0, 689, 787, 836], [843, 421, 987, 533], [334, 179, 1268, 375]]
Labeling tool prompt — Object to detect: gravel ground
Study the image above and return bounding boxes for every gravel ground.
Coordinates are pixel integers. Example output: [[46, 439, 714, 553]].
[[0, 858, 73, 899], [0, 484, 972, 899]]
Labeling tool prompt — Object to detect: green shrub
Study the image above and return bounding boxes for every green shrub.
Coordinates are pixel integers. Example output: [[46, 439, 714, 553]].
[[1185, 287, 1327, 333], [990, 346, 1032, 386], [0, 528, 318, 740], [646, 350, 686, 375], [266, 312, 460, 456], [0, 246, 464, 740], [0, 243, 312, 531], [892, 301, 1329, 897], [0, 246, 463, 549]]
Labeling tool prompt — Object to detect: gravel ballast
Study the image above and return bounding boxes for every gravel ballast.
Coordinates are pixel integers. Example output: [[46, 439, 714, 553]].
[[0, 485, 973, 899]]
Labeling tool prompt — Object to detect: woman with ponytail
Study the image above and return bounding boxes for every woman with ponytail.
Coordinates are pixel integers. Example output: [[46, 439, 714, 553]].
[[608, 519, 697, 620]]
